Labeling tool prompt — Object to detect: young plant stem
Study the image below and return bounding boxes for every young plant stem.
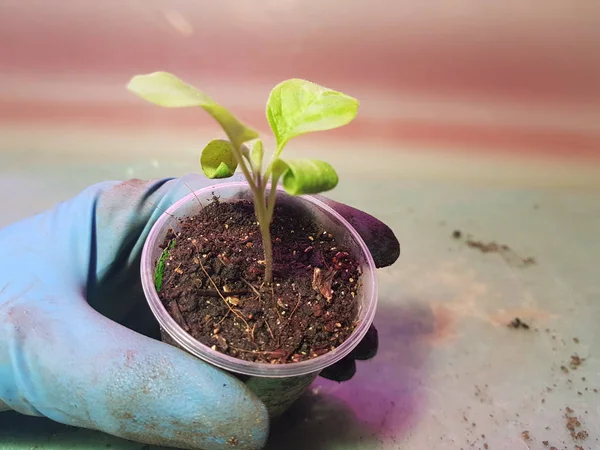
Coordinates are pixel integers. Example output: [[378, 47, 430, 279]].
[[258, 168, 285, 284], [232, 143, 275, 284], [265, 172, 280, 224], [234, 150, 257, 194], [254, 186, 274, 284]]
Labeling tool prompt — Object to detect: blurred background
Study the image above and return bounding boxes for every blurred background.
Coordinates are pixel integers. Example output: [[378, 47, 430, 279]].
[[2, 0, 600, 190], [1, 2, 600, 449]]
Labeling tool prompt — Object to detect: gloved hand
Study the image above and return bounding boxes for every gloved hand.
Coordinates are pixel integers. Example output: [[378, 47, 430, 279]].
[[0, 173, 399, 450]]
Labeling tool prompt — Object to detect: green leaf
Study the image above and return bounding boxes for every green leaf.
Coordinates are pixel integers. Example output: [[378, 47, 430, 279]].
[[155, 239, 176, 292], [272, 158, 339, 196], [266, 78, 359, 155], [242, 138, 264, 174], [127, 72, 259, 149], [200, 139, 238, 179]]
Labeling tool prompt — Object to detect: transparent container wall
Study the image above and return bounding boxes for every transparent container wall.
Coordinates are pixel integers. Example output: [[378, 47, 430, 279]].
[[140, 182, 378, 416], [141, 182, 378, 379]]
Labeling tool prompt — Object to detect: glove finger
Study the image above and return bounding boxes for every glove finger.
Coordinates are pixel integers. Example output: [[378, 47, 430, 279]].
[[317, 324, 377, 382], [91, 174, 227, 290], [0, 290, 268, 450], [348, 324, 379, 361], [318, 358, 356, 382], [314, 195, 400, 268]]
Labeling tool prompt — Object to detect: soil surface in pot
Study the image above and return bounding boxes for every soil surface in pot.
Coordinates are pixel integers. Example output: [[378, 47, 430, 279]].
[[156, 197, 361, 364]]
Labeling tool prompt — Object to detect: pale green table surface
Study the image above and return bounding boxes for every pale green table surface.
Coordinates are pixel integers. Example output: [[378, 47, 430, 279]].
[[1, 128, 599, 450]]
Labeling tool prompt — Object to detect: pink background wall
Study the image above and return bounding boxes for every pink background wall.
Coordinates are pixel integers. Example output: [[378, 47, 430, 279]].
[[1, 0, 600, 162]]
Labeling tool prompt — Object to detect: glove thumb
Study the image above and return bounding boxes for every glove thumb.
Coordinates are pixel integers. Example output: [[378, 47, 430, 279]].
[[0, 288, 268, 450]]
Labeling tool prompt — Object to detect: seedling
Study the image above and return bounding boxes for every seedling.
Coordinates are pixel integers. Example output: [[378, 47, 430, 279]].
[[127, 72, 359, 283]]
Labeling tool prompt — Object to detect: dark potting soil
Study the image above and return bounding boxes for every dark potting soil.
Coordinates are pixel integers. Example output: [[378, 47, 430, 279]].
[[156, 197, 361, 364]]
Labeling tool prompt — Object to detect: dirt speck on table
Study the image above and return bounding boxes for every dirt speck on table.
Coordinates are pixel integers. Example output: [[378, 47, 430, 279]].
[[565, 407, 588, 441], [454, 234, 537, 267], [569, 354, 584, 370], [508, 317, 530, 330]]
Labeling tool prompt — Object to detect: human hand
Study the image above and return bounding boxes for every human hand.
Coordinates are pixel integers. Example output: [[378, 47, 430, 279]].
[[0, 173, 399, 449]]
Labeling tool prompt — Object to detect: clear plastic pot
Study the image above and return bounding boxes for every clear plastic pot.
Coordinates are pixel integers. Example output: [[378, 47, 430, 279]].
[[140, 182, 378, 416]]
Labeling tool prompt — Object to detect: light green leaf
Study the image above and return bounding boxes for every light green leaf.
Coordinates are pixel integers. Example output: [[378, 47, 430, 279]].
[[200, 139, 238, 179], [127, 71, 259, 149], [242, 138, 264, 174], [272, 158, 339, 196], [266, 78, 359, 155]]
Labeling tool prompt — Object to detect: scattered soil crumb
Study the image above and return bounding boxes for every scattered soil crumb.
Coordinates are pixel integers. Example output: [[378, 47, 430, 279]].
[[452, 230, 462, 239], [542, 441, 549, 447], [483, 444, 488, 449], [575, 445, 584, 450], [575, 431, 588, 440], [463, 238, 536, 267], [561, 365, 570, 374], [570, 354, 584, 370], [573, 337, 580, 343], [565, 407, 588, 441], [508, 317, 530, 330], [521, 430, 531, 441], [467, 240, 507, 253]]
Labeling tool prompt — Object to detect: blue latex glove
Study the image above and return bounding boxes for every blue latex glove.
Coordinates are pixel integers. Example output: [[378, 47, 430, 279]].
[[0, 173, 399, 449]]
